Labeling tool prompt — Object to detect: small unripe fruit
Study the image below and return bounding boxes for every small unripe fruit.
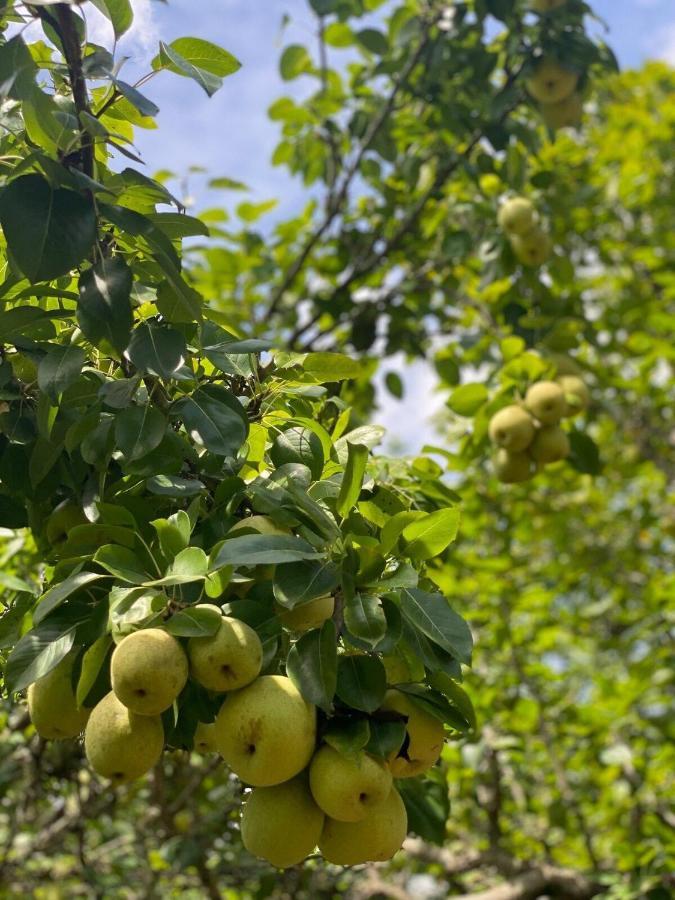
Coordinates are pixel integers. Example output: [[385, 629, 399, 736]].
[[494, 449, 533, 484], [525, 381, 566, 425], [530, 426, 570, 464], [497, 197, 537, 236], [193, 721, 219, 754], [540, 93, 583, 130], [510, 227, 552, 267], [557, 375, 590, 417], [274, 595, 335, 632], [488, 405, 536, 452], [479, 173, 501, 196], [526, 58, 579, 105]]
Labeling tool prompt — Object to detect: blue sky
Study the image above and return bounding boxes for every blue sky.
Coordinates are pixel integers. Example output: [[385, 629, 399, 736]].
[[85, 0, 674, 453]]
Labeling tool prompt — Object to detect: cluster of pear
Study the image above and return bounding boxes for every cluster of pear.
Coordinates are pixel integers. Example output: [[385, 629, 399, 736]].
[[488, 373, 590, 483], [498, 196, 552, 267], [527, 2, 584, 131], [25, 605, 447, 868]]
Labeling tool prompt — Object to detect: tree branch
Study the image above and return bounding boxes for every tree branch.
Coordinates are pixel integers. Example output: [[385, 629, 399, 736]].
[[451, 864, 601, 900]]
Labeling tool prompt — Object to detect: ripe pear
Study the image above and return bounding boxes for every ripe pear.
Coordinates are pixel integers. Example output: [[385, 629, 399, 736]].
[[214, 675, 316, 786], [524, 381, 566, 425], [27, 654, 90, 739], [193, 721, 219, 754], [84, 691, 163, 784], [557, 375, 590, 417], [310, 746, 392, 822], [532, 0, 566, 11], [526, 58, 579, 105], [494, 449, 533, 484], [510, 227, 552, 267], [497, 197, 537, 236], [319, 787, 408, 865], [380, 690, 445, 778], [274, 595, 335, 633], [530, 426, 570, 464], [111, 628, 188, 715], [540, 92, 583, 130], [241, 774, 325, 868], [488, 405, 535, 452], [188, 616, 262, 692]]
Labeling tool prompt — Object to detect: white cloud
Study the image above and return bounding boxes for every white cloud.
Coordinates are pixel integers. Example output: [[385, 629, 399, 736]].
[[84, 0, 158, 54], [655, 21, 675, 63]]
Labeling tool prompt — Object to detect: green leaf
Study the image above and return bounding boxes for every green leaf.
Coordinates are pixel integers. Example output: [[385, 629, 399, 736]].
[[211, 535, 323, 570], [344, 593, 387, 646], [399, 589, 473, 665], [78, 258, 134, 354], [37, 345, 87, 402], [147, 475, 205, 497], [5, 626, 75, 694], [0, 175, 96, 282], [357, 28, 389, 55], [337, 442, 368, 518], [273, 560, 339, 609], [174, 386, 248, 457], [151, 511, 191, 559], [164, 605, 222, 637], [398, 776, 450, 845], [569, 430, 602, 475], [324, 23, 353, 47], [33, 572, 106, 625], [153, 38, 241, 96], [126, 323, 185, 379], [366, 719, 407, 759], [323, 718, 371, 757], [279, 44, 312, 80], [270, 427, 324, 480], [94, 546, 149, 585], [385, 371, 404, 398], [153, 547, 208, 585], [114, 404, 166, 461], [76, 635, 113, 707], [286, 620, 337, 712], [447, 383, 489, 416], [90, 0, 133, 38], [155, 279, 203, 324], [402, 508, 461, 561], [336, 655, 386, 713]]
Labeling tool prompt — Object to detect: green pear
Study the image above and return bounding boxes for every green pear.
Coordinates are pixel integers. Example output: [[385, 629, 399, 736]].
[[526, 58, 579, 105], [193, 721, 219, 754], [27, 654, 90, 739], [497, 197, 537, 236], [241, 774, 325, 868], [188, 615, 262, 692], [310, 745, 392, 822], [530, 426, 570, 464], [214, 675, 316, 786], [494, 449, 533, 484], [111, 628, 188, 715], [532, 0, 566, 11], [488, 405, 535, 452], [380, 690, 445, 779], [274, 595, 334, 633], [525, 381, 566, 425], [540, 92, 583, 130], [510, 227, 552, 267], [557, 375, 590, 417], [84, 691, 163, 784], [319, 787, 407, 865]]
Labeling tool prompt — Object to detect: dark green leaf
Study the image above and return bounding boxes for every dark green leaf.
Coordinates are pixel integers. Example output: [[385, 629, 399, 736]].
[[286, 619, 337, 712], [336, 655, 386, 713], [399, 589, 473, 665], [344, 593, 387, 646], [273, 560, 339, 609], [115, 404, 166, 460], [37, 345, 86, 402], [126, 323, 185, 379], [174, 386, 248, 457], [211, 535, 323, 569], [78, 257, 134, 354], [337, 442, 368, 518], [164, 605, 222, 637], [33, 572, 106, 625], [398, 776, 450, 845]]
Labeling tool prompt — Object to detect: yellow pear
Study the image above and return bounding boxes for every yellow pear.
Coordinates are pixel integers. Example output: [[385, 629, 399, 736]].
[[510, 227, 552, 267], [497, 197, 537, 236], [524, 381, 566, 425], [188, 616, 262, 692], [84, 692, 163, 784], [488, 405, 535, 452], [241, 774, 325, 868], [532, 0, 566, 11], [530, 426, 570, 464], [380, 690, 445, 778], [319, 787, 407, 865], [193, 721, 219, 754], [111, 628, 188, 715], [27, 654, 90, 739], [494, 449, 533, 484], [557, 375, 590, 417], [540, 92, 583, 130], [526, 58, 579, 105], [214, 675, 316, 786], [310, 745, 392, 822], [274, 595, 335, 632]]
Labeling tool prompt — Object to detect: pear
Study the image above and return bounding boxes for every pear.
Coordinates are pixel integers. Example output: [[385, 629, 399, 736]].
[[540, 92, 583, 130], [111, 628, 188, 716], [497, 197, 537, 236], [380, 690, 445, 778], [241, 774, 325, 868], [494, 449, 533, 484], [557, 375, 590, 417], [532, 0, 566, 11], [524, 381, 566, 425], [193, 721, 219, 754], [188, 616, 262, 692], [510, 227, 552, 267], [526, 58, 579, 105], [274, 595, 335, 633], [214, 675, 316, 786], [319, 787, 408, 865], [310, 746, 392, 822], [27, 654, 90, 739], [530, 426, 570, 464], [84, 691, 163, 784], [488, 405, 535, 452]]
